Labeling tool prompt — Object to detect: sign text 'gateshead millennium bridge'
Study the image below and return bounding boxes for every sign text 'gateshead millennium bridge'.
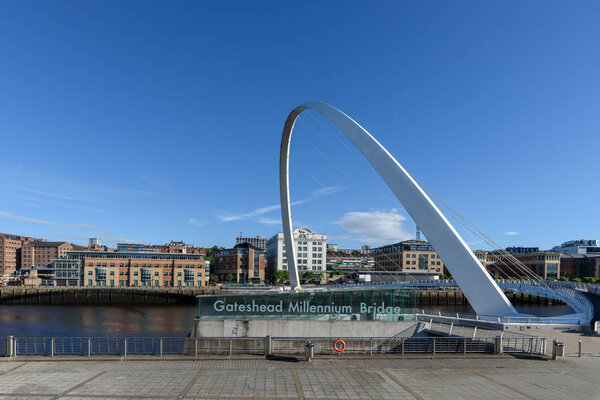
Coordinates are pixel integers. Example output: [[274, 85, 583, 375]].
[[213, 299, 405, 315], [197, 289, 417, 321]]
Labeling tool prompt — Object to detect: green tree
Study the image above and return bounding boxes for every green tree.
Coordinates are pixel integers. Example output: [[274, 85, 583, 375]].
[[302, 271, 316, 281], [224, 273, 235, 282], [270, 270, 289, 284], [209, 274, 220, 284]]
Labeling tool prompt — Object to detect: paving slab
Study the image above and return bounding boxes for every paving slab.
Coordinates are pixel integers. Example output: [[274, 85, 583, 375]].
[[0, 356, 598, 399]]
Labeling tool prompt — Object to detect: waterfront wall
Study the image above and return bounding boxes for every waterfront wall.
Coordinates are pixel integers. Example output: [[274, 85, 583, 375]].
[[0, 287, 560, 306], [0, 287, 220, 305], [191, 318, 422, 338]]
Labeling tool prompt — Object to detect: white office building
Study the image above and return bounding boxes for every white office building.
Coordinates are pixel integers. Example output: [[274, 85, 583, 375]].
[[553, 239, 600, 255], [266, 228, 327, 273], [235, 235, 267, 250]]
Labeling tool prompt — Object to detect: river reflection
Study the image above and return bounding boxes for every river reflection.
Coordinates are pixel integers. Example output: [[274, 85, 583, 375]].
[[0, 303, 574, 337], [0, 305, 197, 337]]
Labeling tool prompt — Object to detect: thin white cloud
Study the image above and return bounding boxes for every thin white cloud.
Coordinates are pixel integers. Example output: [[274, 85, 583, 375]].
[[188, 218, 206, 227], [0, 210, 99, 229], [335, 209, 414, 246], [0, 184, 104, 203], [217, 185, 344, 223], [505, 231, 519, 236], [256, 217, 281, 225]]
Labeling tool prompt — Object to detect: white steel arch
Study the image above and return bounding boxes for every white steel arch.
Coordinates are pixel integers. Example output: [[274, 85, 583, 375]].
[[280, 101, 518, 317]]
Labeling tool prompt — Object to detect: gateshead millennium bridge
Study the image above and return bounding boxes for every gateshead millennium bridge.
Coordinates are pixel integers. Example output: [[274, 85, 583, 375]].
[[278, 101, 592, 327]]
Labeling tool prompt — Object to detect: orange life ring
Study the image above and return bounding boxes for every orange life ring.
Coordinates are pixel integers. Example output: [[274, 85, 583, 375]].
[[333, 339, 346, 352]]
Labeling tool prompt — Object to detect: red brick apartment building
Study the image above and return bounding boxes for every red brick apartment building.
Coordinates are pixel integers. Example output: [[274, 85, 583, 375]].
[[0, 233, 34, 277]]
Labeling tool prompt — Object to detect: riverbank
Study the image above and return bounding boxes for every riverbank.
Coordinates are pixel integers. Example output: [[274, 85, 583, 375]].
[[0, 287, 219, 305], [0, 287, 564, 307]]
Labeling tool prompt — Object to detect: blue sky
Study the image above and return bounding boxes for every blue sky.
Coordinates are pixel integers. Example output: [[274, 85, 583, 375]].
[[0, 1, 598, 250]]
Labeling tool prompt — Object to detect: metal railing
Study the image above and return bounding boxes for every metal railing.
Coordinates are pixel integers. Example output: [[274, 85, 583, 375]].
[[416, 309, 587, 326], [3, 335, 546, 357], [316, 279, 593, 325]]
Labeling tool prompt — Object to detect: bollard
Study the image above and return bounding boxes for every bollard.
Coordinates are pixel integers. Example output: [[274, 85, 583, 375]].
[[305, 340, 314, 362], [264, 335, 272, 357], [579, 338, 582, 358], [552, 339, 565, 360], [541, 338, 546, 356], [5, 336, 14, 357], [494, 336, 503, 355]]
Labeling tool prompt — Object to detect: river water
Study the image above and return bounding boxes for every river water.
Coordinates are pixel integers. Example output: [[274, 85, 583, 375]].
[[0, 303, 573, 338]]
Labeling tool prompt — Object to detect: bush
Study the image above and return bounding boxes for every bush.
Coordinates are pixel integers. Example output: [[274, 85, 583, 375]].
[[559, 277, 569, 281], [583, 277, 596, 284], [572, 278, 582, 283]]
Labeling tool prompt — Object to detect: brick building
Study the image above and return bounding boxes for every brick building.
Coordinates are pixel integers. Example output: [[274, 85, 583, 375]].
[[214, 242, 266, 283], [70, 244, 210, 287], [559, 254, 600, 281], [0, 233, 34, 277], [373, 240, 444, 274], [21, 241, 74, 269], [483, 250, 562, 280], [145, 240, 206, 255]]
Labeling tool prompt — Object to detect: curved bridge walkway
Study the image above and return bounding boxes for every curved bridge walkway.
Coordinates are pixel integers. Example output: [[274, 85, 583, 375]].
[[314, 279, 594, 326]]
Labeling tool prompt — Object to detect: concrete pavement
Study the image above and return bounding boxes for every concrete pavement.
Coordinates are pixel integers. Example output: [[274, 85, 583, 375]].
[[1, 356, 600, 399]]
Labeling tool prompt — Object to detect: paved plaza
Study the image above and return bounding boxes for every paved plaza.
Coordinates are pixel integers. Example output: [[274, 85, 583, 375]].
[[1, 355, 600, 399]]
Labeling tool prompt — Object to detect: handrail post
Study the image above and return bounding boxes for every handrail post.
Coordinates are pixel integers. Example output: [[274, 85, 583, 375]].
[[463, 338, 467, 355], [432, 338, 435, 356], [88, 338, 91, 357], [51, 338, 54, 358], [370, 337, 373, 356], [401, 338, 405, 355], [229, 337, 233, 358], [123, 338, 127, 357], [195, 338, 198, 357], [160, 338, 163, 357], [579, 338, 582, 358]]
